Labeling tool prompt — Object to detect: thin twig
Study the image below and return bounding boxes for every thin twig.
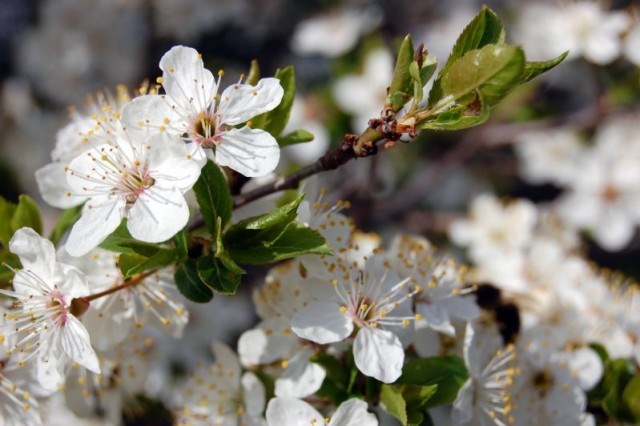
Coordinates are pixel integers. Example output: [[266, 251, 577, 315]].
[[232, 126, 386, 208], [85, 269, 157, 302]]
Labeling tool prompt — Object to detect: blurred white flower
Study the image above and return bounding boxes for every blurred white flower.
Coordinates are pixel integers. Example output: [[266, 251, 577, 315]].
[[174, 342, 266, 426], [16, 0, 147, 104], [557, 116, 640, 251], [515, 127, 584, 186], [514, 1, 631, 64], [387, 234, 480, 337], [332, 48, 394, 130], [291, 6, 382, 58], [623, 22, 640, 66], [449, 194, 538, 265], [122, 45, 283, 176], [282, 95, 330, 165], [152, 0, 245, 42]]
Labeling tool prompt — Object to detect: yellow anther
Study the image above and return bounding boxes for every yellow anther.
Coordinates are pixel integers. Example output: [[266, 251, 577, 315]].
[[339, 306, 348, 314], [156, 77, 163, 83]]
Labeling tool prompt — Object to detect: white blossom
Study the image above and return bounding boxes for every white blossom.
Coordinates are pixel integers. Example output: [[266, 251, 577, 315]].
[[64, 131, 201, 256], [291, 256, 418, 383], [290, 7, 382, 58], [1, 228, 100, 392], [121, 45, 283, 177]]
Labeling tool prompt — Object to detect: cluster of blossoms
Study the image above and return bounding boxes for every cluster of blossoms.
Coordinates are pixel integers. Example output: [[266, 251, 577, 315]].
[[515, 114, 640, 251], [36, 45, 283, 256], [450, 193, 640, 424]]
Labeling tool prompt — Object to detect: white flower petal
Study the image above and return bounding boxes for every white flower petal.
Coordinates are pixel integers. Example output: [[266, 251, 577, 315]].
[[216, 127, 280, 177], [266, 397, 324, 426], [146, 133, 202, 190], [451, 379, 475, 424], [291, 300, 353, 345], [565, 347, 603, 391], [120, 95, 184, 141], [9, 227, 57, 283], [211, 341, 242, 384], [275, 350, 325, 398], [417, 303, 455, 336], [60, 315, 100, 374], [58, 263, 90, 299], [242, 372, 266, 417], [36, 342, 66, 392], [238, 320, 300, 366], [330, 399, 378, 426], [36, 163, 85, 209], [218, 78, 284, 126], [66, 196, 125, 257], [127, 186, 189, 243], [353, 328, 404, 383], [159, 45, 216, 112]]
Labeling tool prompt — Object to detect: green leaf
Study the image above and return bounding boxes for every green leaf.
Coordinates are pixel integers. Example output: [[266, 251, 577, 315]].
[[520, 51, 568, 84], [197, 256, 242, 295], [247, 59, 261, 86], [419, 57, 438, 86], [0, 251, 19, 285], [233, 192, 303, 232], [252, 67, 295, 137], [228, 222, 332, 265], [49, 204, 83, 246], [310, 353, 348, 390], [623, 375, 640, 420], [0, 197, 17, 248], [173, 229, 189, 261], [99, 220, 165, 256], [441, 44, 525, 106], [174, 259, 213, 303], [11, 195, 42, 235], [429, 6, 505, 107], [601, 359, 636, 421], [419, 91, 489, 131], [397, 355, 468, 408], [118, 249, 176, 278], [193, 160, 232, 240], [403, 384, 439, 409], [380, 384, 408, 426], [445, 6, 505, 70], [276, 129, 315, 147], [409, 61, 423, 102], [388, 35, 415, 109]]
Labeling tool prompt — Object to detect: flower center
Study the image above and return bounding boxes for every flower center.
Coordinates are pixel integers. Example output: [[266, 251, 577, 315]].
[[189, 111, 219, 148], [532, 370, 554, 397], [121, 165, 155, 204], [601, 185, 620, 203], [47, 289, 69, 326]]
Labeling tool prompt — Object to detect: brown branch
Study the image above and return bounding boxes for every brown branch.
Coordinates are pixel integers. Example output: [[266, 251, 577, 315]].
[[84, 269, 157, 302], [232, 126, 387, 209]]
